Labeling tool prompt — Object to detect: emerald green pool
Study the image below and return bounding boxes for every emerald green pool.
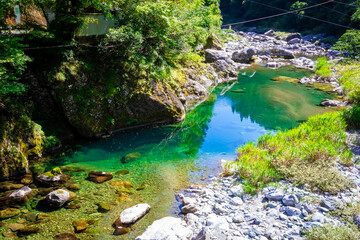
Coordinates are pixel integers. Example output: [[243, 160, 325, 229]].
[[30, 65, 333, 239]]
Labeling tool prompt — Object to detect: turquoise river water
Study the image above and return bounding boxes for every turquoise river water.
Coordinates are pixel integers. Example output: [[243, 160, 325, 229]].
[[24, 65, 333, 239]]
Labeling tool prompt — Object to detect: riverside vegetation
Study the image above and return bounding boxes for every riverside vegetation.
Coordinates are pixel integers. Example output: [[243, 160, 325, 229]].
[[1, 0, 360, 239]]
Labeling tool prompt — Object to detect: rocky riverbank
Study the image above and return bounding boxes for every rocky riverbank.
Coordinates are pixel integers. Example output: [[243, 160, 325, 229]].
[[134, 131, 360, 240]]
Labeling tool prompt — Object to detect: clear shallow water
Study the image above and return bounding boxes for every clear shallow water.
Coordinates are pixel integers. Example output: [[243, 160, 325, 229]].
[[32, 65, 333, 239]]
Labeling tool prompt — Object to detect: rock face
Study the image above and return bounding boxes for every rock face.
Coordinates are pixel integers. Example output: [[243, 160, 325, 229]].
[[44, 189, 75, 208], [118, 203, 151, 226], [136, 217, 192, 240], [204, 33, 223, 50], [285, 33, 301, 42], [88, 171, 113, 183], [232, 48, 256, 63], [0, 116, 45, 180], [204, 49, 229, 63]]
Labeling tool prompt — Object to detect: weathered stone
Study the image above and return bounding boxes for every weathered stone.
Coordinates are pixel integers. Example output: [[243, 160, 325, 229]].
[[320, 99, 346, 107], [53, 232, 78, 240], [312, 212, 326, 223], [284, 206, 301, 216], [282, 195, 299, 207], [204, 33, 223, 50], [204, 49, 229, 63], [73, 218, 88, 232], [136, 217, 192, 240], [118, 203, 151, 226], [181, 203, 198, 214], [354, 215, 360, 227], [7, 223, 25, 231], [97, 202, 110, 212], [288, 38, 301, 44], [206, 214, 229, 230], [264, 29, 275, 37], [18, 226, 40, 235], [182, 197, 196, 206], [37, 167, 69, 186], [265, 189, 284, 201], [37, 213, 51, 221], [232, 48, 256, 63], [0, 208, 20, 219], [21, 174, 33, 185], [67, 184, 81, 191], [9, 186, 33, 203], [285, 33, 301, 42], [88, 171, 113, 183], [230, 185, 244, 196], [0, 182, 24, 191], [45, 189, 74, 208], [121, 152, 141, 164], [114, 226, 131, 235]]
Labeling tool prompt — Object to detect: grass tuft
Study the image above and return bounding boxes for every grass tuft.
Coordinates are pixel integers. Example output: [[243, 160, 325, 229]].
[[304, 224, 360, 240]]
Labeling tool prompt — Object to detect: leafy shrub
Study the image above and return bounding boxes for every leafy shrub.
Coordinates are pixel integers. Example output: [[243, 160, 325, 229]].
[[315, 57, 332, 78], [343, 106, 360, 129], [334, 30, 360, 56], [232, 112, 354, 194]]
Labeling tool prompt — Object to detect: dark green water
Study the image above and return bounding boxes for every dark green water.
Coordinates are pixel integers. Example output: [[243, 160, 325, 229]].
[[30, 65, 333, 239]]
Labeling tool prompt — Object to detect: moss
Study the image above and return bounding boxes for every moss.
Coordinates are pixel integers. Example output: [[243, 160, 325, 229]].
[[43, 167, 62, 178]]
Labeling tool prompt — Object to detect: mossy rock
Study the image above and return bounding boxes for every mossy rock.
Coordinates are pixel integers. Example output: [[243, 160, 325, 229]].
[[121, 152, 141, 164], [43, 167, 62, 178], [116, 187, 134, 195], [231, 89, 245, 93], [115, 170, 129, 175], [0, 208, 20, 219], [97, 202, 110, 212], [73, 218, 89, 232], [271, 76, 298, 83], [109, 181, 133, 189]]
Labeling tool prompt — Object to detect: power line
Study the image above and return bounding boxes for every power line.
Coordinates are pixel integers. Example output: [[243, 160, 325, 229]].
[[307, 0, 353, 17], [223, 0, 354, 30], [332, 0, 359, 7], [222, 0, 336, 27]]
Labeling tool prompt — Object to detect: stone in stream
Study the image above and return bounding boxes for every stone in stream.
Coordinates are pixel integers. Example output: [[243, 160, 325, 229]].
[[121, 152, 141, 164], [36, 167, 69, 186], [0, 208, 20, 219], [8, 186, 34, 203], [115, 203, 151, 227], [44, 189, 76, 208], [54, 232, 78, 240], [73, 218, 89, 232], [88, 171, 113, 183], [181, 203, 198, 214], [135, 217, 192, 240]]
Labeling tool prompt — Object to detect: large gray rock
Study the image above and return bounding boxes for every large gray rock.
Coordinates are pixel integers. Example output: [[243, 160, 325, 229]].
[[206, 214, 229, 230], [119, 203, 151, 225], [212, 60, 237, 77], [285, 33, 301, 42], [320, 99, 346, 107], [312, 212, 326, 223], [232, 48, 256, 63], [284, 206, 301, 216], [204, 33, 223, 50], [45, 189, 71, 208], [204, 49, 228, 63], [288, 38, 301, 44], [282, 195, 299, 207], [264, 29, 275, 37], [181, 203, 198, 214], [135, 217, 192, 240], [9, 186, 33, 202], [265, 189, 284, 201]]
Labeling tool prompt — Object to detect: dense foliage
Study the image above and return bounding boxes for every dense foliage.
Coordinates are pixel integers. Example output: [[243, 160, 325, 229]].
[[102, 0, 221, 86]]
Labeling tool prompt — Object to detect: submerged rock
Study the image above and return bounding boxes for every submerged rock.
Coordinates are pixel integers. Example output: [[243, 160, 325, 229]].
[[18, 226, 40, 235], [9, 186, 33, 203], [136, 217, 192, 240], [36, 168, 69, 186], [118, 203, 151, 226], [44, 189, 75, 208], [54, 232, 78, 240], [121, 152, 141, 164], [320, 99, 346, 107], [73, 218, 89, 232], [88, 171, 113, 183], [97, 202, 110, 212], [0, 208, 20, 219]]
